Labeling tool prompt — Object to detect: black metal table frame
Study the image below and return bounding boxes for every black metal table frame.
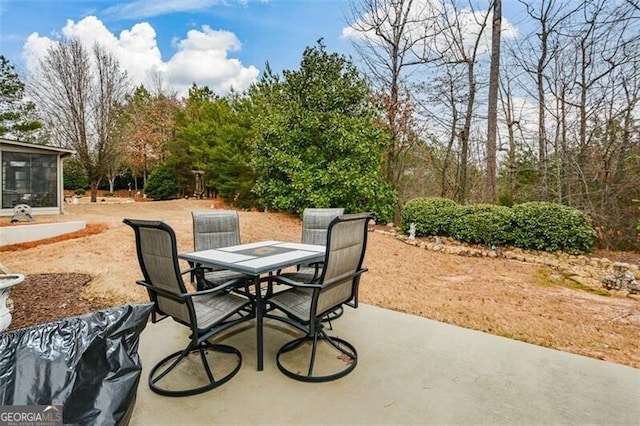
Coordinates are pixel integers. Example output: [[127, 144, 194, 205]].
[[178, 240, 325, 371]]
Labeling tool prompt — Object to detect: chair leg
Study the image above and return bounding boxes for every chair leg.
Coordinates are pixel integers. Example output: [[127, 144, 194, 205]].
[[199, 344, 216, 383], [308, 330, 320, 376], [275, 330, 357, 383], [149, 341, 242, 397], [321, 306, 344, 324]]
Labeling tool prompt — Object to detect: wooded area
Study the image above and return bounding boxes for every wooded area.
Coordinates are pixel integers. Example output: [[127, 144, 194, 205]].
[[1, 0, 638, 248]]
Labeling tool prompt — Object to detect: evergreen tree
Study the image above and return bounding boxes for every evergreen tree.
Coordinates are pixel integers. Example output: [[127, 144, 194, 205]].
[[0, 55, 42, 140], [170, 85, 256, 205], [249, 40, 396, 222]]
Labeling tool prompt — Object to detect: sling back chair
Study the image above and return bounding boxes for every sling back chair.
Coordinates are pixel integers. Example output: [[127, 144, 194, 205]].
[[281, 208, 344, 282], [124, 218, 253, 397], [191, 210, 251, 291], [264, 212, 373, 382], [277, 208, 346, 321]]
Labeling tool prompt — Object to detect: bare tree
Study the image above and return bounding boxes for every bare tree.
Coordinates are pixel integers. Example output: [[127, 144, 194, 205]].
[[30, 39, 129, 202], [497, 69, 519, 199], [432, 69, 464, 199], [436, 0, 491, 203], [485, 0, 501, 202], [346, 0, 441, 219], [551, 0, 639, 211], [509, 0, 578, 199], [504, 0, 640, 247], [120, 84, 179, 192], [623, 0, 640, 13]]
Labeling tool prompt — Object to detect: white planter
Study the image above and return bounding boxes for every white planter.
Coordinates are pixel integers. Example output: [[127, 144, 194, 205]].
[[0, 274, 25, 331]]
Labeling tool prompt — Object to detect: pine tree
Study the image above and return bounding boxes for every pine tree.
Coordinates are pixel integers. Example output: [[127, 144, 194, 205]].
[[0, 55, 42, 140]]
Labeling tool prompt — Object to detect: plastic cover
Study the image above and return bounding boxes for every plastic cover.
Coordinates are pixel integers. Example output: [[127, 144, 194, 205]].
[[0, 303, 153, 425]]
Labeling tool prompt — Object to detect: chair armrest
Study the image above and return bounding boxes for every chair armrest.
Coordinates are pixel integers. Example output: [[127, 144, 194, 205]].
[[136, 277, 246, 300], [181, 265, 212, 276], [136, 279, 190, 301], [318, 268, 368, 288], [188, 266, 233, 290], [189, 277, 247, 297], [269, 274, 322, 289]]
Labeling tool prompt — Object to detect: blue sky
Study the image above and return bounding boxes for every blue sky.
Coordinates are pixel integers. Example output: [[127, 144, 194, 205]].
[[0, 0, 352, 96], [0, 0, 525, 98]]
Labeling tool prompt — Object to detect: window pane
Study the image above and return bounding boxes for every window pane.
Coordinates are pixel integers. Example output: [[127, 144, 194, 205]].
[[2, 151, 58, 208]]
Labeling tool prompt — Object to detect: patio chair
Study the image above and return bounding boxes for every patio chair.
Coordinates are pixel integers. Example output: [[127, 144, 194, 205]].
[[277, 208, 345, 321], [192, 210, 251, 291], [264, 212, 373, 382], [282, 208, 344, 282], [124, 218, 253, 397]]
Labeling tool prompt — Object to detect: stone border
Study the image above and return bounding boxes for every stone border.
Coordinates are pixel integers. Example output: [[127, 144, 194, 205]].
[[372, 227, 640, 298]]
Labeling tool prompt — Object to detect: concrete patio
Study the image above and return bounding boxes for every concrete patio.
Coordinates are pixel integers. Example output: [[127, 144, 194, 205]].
[[130, 303, 640, 425]]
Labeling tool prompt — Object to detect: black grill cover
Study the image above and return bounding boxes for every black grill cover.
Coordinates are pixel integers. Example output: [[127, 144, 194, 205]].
[[0, 303, 153, 425]]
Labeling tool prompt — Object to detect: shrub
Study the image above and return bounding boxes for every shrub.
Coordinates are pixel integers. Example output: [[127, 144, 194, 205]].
[[144, 166, 179, 200], [63, 158, 88, 190], [510, 202, 596, 254], [497, 192, 514, 207], [74, 188, 86, 196], [449, 204, 513, 246], [401, 197, 461, 237], [400, 198, 595, 254]]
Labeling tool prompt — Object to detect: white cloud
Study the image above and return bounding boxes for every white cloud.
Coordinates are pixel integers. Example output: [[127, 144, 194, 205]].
[[22, 33, 54, 75], [342, 0, 518, 60], [341, 0, 445, 45], [163, 25, 259, 95], [21, 16, 259, 98], [103, 0, 224, 20], [101, 0, 267, 20]]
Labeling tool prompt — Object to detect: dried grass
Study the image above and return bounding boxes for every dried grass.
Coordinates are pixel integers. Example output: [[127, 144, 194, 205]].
[[1, 199, 639, 368]]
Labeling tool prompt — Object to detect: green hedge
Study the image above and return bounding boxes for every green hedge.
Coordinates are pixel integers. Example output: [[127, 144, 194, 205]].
[[401, 197, 596, 254], [401, 197, 461, 237], [449, 204, 512, 246], [510, 202, 596, 254]]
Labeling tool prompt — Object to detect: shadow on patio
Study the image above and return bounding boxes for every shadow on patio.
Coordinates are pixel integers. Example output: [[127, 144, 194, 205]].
[[130, 304, 640, 425]]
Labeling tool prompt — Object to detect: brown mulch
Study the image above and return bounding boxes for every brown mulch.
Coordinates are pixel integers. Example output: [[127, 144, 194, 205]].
[[6, 273, 112, 331]]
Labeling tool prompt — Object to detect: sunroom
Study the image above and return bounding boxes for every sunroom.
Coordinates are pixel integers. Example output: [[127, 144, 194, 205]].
[[0, 138, 74, 216]]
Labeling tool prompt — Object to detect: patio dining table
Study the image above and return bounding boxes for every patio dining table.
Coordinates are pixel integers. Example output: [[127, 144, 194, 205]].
[[178, 240, 325, 371]]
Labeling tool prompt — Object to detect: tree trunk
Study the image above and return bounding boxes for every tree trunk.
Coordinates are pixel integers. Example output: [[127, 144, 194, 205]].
[[485, 0, 501, 202], [536, 12, 549, 198], [90, 181, 99, 203], [456, 60, 476, 204]]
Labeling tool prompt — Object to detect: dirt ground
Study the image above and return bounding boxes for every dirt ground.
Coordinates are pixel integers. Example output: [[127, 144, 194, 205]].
[[2, 197, 639, 369]]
